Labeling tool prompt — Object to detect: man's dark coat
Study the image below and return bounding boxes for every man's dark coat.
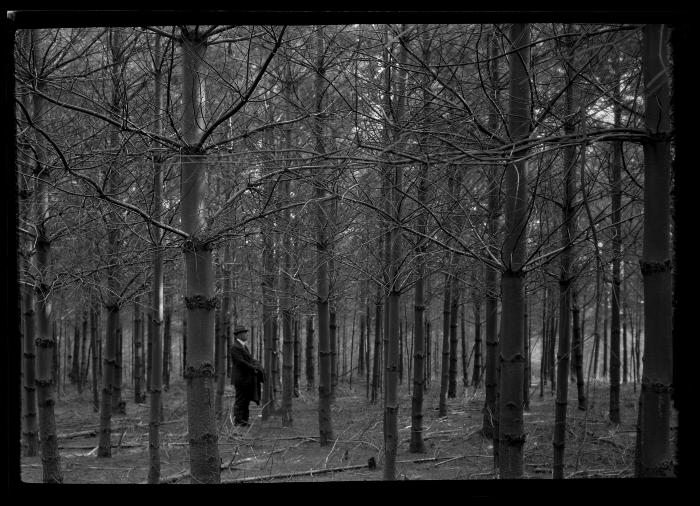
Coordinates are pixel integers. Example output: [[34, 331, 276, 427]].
[[230, 339, 264, 405]]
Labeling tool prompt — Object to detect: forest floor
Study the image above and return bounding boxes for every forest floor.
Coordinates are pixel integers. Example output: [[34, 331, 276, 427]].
[[20, 376, 676, 483]]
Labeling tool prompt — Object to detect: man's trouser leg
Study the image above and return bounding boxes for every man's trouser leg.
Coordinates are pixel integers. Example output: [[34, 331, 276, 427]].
[[234, 386, 250, 425]]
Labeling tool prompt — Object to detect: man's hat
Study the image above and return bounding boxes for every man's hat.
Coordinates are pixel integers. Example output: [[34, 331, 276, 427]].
[[233, 326, 248, 336]]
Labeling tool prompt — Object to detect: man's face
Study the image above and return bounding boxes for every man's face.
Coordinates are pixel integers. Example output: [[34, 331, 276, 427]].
[[237, 333, 248, 342]]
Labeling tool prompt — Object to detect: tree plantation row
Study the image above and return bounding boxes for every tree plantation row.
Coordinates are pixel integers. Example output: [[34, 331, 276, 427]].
[[15, 22, 677, 483]]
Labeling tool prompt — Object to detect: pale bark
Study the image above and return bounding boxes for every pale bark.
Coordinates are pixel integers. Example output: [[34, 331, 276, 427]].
[[180, 27, 220, 483]]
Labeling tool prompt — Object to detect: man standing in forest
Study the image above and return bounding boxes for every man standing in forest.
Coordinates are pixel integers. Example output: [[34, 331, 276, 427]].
[[230, 327, 264, 427]]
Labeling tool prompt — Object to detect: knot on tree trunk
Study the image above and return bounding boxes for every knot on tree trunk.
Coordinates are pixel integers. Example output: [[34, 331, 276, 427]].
[[639, 259, 672, 275], [185, 295, 218, 310], [34, 337, 55, 348], [188, 432, 218, 446], [641, 378, 673, 394], [502, 268, 525, 278], [183, 363, 216, 379], [182, 236, 211, 253], [181, 144, 207, 156], [501, 432, 526, 446]]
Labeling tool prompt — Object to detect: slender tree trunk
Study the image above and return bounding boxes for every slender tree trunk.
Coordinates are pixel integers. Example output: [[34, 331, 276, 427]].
[[622, 315, 628, 384], [306, 316, 315, 390], [498, 23, 530, 479], [313, 25, 334, 445], [609, 59, 623, 425], [523, 297, 530, 411], [592, 269, 601, 379], [97, 27, 127, 460], [216, 244, 231, 421], [80, 312, 89, 392], [472, 293, 482, 388], [540, 286, 547, 398], [439, 271, 452, 417], [112, 317, 124, 414], [281, 170, 294, 425], [147, 32, 166, 483], [163, 304, 171, 391], [603, 289, 608, 378], [573, 294, 586, 410], [330, 307, 337, 400], [294, 318, 301, 397], [483, 28, 501, 443], [71, 318, 80, 387], [371, 292, 382, 403], [425, 320, 431, 389], [91, 304, 99, 412], [261, 145, 276, 420], [134, 297, 144, 403], [179, 27, 220, 483], [383, 31, 406, 476], [460, 303, 468, 388], [359, 315, 366, 377], [182, 317, 187, 379], [410, 173, 427, 452], [448, 280, 459, 398], [635, 23, 673, 478], [553, 26, 578, 478]]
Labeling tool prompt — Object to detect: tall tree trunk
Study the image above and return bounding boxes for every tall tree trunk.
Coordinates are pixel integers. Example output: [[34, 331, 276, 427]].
[[622, 313, 628, 384], [91, 304, 99, 412], [261, 135, 277, 420], [134, 297, 144, 403], [97, 27, 126, 460], [448, 278, 459, 398], [329, 306, 337, 400], [80, 311, 89, 392], [482, 28, 501, 443], [163, 304, 172, 391], [523, 296, 530, 411], [603, 289, 608, 378], [371, 290, 382, 403], [425, 320, 431, 389], [19, 28, 39, 455], [592, 269, 601, 379], [294, 317, 300, 396], [112, 316, 124, 414], [216, 244, 231, 421], [71, 318, 80, 387], [635, 23, 673, 478], [313, 25, 334, 445], [148, 32, 165, 483], [438, 271, 452, 417], [383, 28, 407, 477], [553, 25, 578, 478], [498, 22, 530, 479], [359, 314, 366, 377], [472, 291, 482, 388], [573, 294, 586, 410], [281, 173, 294, 425], [609, 58, 623, 425], [306, 316, 315, 390], [410, 240, 427, 455], [179, 27, 220, 483]]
